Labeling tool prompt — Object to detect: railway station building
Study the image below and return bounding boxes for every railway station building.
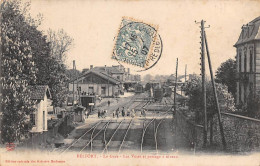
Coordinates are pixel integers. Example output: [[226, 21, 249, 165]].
[[68, 69, 123, 97], [234, 16, 260, 105]]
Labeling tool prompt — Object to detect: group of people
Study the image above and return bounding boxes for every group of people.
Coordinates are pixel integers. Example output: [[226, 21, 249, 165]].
[[112, 107, 136, 118], [98, 109, 107, 118]]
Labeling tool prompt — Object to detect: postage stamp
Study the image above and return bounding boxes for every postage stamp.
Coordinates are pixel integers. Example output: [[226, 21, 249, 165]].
[[112, 17, 162, 70]]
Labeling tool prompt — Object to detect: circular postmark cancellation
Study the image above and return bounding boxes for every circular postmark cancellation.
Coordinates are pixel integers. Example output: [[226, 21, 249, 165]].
[[112, 17, 162, 72]]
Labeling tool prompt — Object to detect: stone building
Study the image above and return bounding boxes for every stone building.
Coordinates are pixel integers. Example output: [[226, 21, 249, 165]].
[[234, 16, 260, 105]]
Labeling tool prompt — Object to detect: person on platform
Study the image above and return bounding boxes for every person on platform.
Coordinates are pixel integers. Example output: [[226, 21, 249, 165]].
[[116, 108, 119, 118], [122, 107, 125, 117], [108, 100, 110, 107], [98, 110, 101, 118]]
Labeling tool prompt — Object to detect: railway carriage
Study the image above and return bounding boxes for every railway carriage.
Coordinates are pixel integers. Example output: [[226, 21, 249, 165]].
[[135, 83, 144, 93]]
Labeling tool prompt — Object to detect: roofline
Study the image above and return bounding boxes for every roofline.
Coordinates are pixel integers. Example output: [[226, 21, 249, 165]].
[[69, 70, 121, 84], [234, 39, 260, 47]]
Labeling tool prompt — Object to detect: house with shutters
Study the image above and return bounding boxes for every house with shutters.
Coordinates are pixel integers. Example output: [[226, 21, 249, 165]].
[[28, 85, 52, 133], [234, 16, 260, 105]]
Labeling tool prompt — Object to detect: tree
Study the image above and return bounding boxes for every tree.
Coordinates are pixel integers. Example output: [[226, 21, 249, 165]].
[[184, 75, 235, 124], [1, 0, 37, 143], [46, 29, 73, 108], [47, 29, 74, 63], [215, 59, 237, 98]]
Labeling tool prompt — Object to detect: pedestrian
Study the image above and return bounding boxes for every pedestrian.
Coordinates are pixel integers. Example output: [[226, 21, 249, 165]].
[[108, 100, 110, 106], [127, 109, 130, 117], [104, 110, 107, 118], [143, 109, 146, 119], [113, 111, 115, 118], [122, 107, 125, 117], [116, 108, 119, 118], [98, 110, 101, 118], [131, 109, 135, 118]]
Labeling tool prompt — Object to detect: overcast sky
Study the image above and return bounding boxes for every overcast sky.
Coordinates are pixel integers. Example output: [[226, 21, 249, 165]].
[[29, 0, 260, 76]]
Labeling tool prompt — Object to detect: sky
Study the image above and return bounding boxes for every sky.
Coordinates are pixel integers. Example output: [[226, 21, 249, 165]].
[[28, 0, 260, 76]]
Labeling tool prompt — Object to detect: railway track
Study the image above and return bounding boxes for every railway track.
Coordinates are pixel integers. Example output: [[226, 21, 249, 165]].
[[60, 121, 102, 154], [140, 108, 171, 153]]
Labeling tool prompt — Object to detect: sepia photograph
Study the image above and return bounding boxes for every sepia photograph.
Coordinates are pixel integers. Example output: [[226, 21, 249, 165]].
[[0, 0, 260, 165]]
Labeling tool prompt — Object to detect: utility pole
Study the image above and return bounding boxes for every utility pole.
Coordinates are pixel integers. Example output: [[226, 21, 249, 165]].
[[174, 58, 178, 112], [196, 20, 207, 148], [204, 30, 227, 150], [185, 64, 187, 83], [72, 60, 75, 106]]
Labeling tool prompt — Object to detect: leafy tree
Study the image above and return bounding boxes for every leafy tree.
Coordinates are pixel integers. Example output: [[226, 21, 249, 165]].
[[215, 59, 237, 98], [184, 75, 235, 124], [1, 0, 37, 143], [47, 29, 74, 63], [45, 29, 73, 108]]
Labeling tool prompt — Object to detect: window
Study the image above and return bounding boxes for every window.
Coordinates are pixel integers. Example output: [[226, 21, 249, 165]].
[[30, 113, 35, 126], [239, 84, 241, 103], [88, 87, 94, 94], [244, 83, 247, 102], [101, 87, 106, 95], [239, 52, 242, 73], [250, 49, 253, 73], [244, 49, 247, 72]]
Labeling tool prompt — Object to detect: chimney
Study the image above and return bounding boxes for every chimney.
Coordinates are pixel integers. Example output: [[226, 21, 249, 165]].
[[90, 65, 93, 70], [105, 65, 107, 72]]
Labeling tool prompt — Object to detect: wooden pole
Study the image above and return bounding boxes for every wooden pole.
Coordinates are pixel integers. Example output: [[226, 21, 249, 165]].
[[72, 60, 75, 106], [204, 30, 227, 150], [174, 58, 178, 112], [185, 64, 187, 83], [201, 20, 207, 148]]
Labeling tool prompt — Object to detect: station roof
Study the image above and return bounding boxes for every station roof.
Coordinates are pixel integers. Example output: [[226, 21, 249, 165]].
[[70, 70, 121, 85], [234, 16, 260, 46]]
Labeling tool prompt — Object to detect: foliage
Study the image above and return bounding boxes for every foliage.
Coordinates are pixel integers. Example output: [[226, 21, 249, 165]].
[[215, 58, 237, 98], [47, 29, 74, 63], [184, 75, 236, 124], [0, 0, 73, 143], [246, 95, 260, 118], [1, 0, 37, 143]]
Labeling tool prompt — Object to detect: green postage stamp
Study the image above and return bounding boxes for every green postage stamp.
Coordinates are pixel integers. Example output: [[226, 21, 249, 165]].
[[112, 17, 162, 70]]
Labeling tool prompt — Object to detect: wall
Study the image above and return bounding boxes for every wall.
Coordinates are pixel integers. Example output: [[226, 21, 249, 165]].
[[69, 83, 119, 97], [256, 42, 260, 95], [213, 112, 260, 152], [175, 110, 204, 149]]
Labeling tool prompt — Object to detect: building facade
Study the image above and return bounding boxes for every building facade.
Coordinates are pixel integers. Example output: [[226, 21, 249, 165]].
[[69, 70, 122, 97], [235, 16, 260, 105], [29, 85, 52, 133]]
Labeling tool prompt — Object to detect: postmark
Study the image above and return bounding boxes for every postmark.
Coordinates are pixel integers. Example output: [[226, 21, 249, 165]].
[[112, 17, 162, 71]]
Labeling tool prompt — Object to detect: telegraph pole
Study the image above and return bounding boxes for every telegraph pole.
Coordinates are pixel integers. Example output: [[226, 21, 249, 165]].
[[174, 58, 178, 112], [185, 64, 187, 83], [196, 20, 207, 147], [204, 30, 227, 150], [72, 60, 75, 106]]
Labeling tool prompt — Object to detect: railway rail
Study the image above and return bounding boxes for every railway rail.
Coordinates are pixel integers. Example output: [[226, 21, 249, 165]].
[[140, 107, 172, 153]]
